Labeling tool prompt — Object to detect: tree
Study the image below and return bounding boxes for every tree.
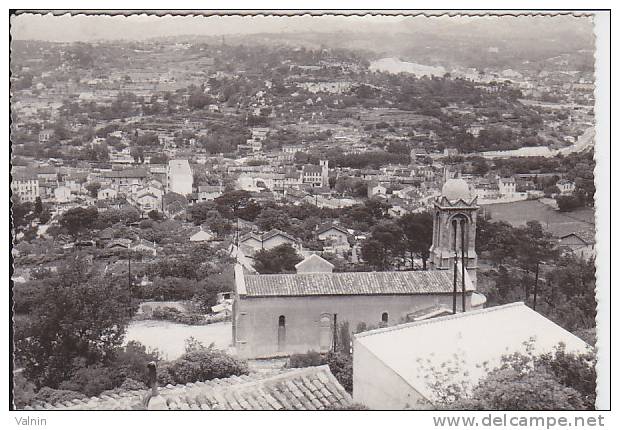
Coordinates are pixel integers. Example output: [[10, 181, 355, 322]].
[[130, 146, 145, 164], [147, 210, 163, 221], [255, 207, 291, 232], [189, 201, 218, 225], [253, 244, 302, 274], [85, 182, 101, 198], [149, 153, 169, 164], [431, 342, 595, 411], [59, 206, 98, 237], [360, 221, 405, 271], [214, 190, 254, 220], [34, 197, 43, 217], [556, 194, 583, 212], [15, 259, 136, 389], [453, 367, 585, 410], [398, 212, 433, 269]]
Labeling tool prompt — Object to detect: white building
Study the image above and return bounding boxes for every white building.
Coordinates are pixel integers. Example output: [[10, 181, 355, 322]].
[[557, 179, 576, 195], [167, 159, 193, 196], [353, 302, 591, 410], [53, 185, 73, 203], [97, 187, 118, 200], [498, 177, 516, 196], [11, 173, 40, 203]]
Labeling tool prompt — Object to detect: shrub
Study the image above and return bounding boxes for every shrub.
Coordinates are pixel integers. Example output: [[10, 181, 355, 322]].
[[112, 341, 162, 385], [58, 364, 123, 397], [284, 350, 353, 393], [159, 342, 249, 385], [32, 386, 87, 406], [151, 306, 206, 325], [326, 351, 353, 393], [287, 351, 323, 368], [13, 372, 36, 409]]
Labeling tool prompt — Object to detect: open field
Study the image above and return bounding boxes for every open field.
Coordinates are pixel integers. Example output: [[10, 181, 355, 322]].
[[482, 199, 595, 238], [124, 320, 233, 361]]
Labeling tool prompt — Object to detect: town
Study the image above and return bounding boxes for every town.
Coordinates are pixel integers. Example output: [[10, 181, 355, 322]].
[[11, 14, 598, 411]]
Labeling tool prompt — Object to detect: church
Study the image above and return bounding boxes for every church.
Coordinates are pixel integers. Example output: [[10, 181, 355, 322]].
[[232, 178, 486, 359]]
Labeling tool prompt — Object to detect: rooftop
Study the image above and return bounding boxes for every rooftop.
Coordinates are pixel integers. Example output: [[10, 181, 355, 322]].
[[240, 269, 474, 297], [354, 302, 591, 404], [26, 366, 351, 410]]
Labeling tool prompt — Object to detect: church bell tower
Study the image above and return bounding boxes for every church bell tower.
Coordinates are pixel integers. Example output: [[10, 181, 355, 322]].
[[430, 178, 479, 287]]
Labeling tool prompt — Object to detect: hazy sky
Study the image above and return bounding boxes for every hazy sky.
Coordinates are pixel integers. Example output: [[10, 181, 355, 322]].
[[11, 13, 401, 41], [10, 12, 476, 42]]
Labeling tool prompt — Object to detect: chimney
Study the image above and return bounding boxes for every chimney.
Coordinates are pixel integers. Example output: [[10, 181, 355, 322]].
[[142, 362, 168, 410]]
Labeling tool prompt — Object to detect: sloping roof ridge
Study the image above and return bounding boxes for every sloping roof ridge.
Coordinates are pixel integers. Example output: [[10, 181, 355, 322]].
[[354, 302, 527, 340]]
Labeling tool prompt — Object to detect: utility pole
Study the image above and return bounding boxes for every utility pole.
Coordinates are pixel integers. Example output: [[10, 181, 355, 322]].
[[533, 261, 541, 310], [452, 221, 458, 314], [332, 313, 338, 353], [461, 219, 466, 313], [128, 248, 132, 291]]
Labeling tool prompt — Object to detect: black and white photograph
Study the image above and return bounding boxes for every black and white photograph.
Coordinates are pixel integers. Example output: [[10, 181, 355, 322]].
[[7, 7, 611, 422]]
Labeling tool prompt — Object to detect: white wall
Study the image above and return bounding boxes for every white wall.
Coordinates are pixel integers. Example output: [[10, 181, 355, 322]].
[[353, 339, 431, 410]]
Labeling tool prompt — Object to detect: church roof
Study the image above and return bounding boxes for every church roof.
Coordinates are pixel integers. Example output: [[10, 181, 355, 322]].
[[26, 366, 351, 411], [241, 270, 473, 297]]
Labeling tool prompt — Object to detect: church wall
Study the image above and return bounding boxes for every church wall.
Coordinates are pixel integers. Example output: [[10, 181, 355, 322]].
[[234, 293, 473, 359]]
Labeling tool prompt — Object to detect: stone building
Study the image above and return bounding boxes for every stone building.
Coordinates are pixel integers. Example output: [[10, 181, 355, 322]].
[[430, 178, 479, 287], [232, 178, 486, 360], [232, 260, 484, 359]]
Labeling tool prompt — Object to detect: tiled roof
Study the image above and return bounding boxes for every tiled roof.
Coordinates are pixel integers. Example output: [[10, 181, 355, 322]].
[[102, 168, 148, 178], [26, 366, 351, 411], [242, 270, 472, 297]]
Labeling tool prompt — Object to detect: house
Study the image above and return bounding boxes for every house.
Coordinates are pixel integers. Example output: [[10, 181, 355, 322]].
[[352, 302, 591, 410], [295, 254, 335, 273], [197, 185, 223, 201], [131, 240, 157, 257], [97, 187, 118, 200], [301, 164, 323, 187], [190, 228, 215, 242], [317, 224, 351, 254], [53, 185, 73, 203], [557, 179, 576, 195], [167, 159, 193, 196], [106, 238, 132, 250], [558, 232, 596, 259], [498, 177, 516, 196], [367, 182, 387, 199], [102, 168, 148, 194], [232, 262, 484, 359], [239, 229, 299, 254], [11, 172, 39, 203], [26, 365, 352, 410], [135, 193, 160, 213], [38, 129, 54, 144]]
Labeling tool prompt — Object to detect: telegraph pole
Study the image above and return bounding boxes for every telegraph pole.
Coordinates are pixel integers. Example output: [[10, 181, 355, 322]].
[[332, 313, 338, 352], [461, 219, 466, 312], [452, 221, 458, 314], [533, 261, 541, 310]]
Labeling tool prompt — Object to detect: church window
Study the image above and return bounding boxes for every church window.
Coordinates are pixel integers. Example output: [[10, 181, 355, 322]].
[[278, 315, 286, 351]]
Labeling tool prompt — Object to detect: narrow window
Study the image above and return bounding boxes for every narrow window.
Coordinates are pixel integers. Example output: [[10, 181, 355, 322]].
[[319, 314, 332, 352], [277, 315, 286, 352], [381, 312, 389, 324]]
